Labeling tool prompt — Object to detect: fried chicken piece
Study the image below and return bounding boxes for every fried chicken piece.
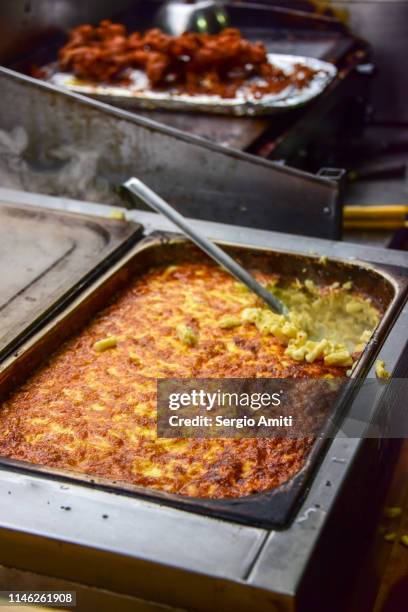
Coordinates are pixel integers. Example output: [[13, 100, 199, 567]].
[[145, 52, 171, 84], [57, 20, 317, 96]]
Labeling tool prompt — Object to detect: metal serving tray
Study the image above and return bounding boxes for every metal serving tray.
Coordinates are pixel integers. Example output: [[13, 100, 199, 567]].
[[44, 54, 337, 117], [0, 234, 406, 529], [0, 201, 143, 362]]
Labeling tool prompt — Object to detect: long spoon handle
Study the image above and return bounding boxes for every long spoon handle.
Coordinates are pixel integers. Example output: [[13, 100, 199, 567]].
[[124, 177, 286, 315]]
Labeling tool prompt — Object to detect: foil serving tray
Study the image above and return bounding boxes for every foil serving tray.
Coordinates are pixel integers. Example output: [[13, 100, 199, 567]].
[[44, 54, 337, 116]]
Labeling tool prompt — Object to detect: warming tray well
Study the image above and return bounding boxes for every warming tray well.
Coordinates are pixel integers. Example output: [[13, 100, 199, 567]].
[[0, 199, 143, 360], [0, 233, 406, 529]]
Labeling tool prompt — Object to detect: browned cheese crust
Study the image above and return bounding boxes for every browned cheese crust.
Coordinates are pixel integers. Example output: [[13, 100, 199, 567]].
[[0, 262, 345, 498]]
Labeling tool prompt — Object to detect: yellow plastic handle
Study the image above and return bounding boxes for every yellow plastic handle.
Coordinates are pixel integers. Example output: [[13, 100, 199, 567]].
[[344, 205, 408, 220]]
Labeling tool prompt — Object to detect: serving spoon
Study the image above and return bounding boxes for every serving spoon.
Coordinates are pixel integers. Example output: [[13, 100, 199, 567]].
[[123, 177, 287, 315]]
